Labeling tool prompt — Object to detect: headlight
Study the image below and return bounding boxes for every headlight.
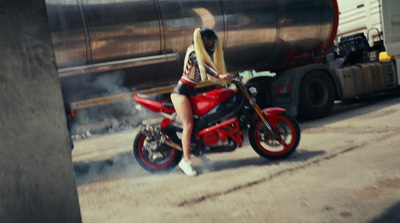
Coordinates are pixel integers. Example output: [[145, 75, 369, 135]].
[[249, 87, 258, 96]]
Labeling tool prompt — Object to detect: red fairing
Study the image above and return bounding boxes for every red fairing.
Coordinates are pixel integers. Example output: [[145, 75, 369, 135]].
[[134, 94, 175, 114], [190, 88, 235, 116]]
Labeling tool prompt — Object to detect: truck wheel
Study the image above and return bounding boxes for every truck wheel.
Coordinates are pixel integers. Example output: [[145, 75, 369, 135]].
[[298, 71, 335, 119]]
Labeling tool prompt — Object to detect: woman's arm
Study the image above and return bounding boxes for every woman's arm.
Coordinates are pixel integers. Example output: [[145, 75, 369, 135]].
[[189, 53, 230, 81]]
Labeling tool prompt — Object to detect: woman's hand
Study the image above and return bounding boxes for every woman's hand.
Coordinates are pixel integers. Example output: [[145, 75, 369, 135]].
[[219, 73, 232, 82]]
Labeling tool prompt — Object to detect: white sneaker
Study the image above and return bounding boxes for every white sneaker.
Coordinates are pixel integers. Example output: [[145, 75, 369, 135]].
[[179, 159, 197, 177]]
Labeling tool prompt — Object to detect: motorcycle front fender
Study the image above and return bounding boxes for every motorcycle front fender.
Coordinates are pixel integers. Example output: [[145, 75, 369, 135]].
[[252, 107, 286, 129]]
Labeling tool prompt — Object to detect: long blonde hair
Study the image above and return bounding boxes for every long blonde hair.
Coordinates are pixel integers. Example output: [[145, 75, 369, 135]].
[[183, 28, 226, 82]]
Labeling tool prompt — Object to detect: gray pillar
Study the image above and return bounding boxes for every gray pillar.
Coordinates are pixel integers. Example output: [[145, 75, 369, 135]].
[[0, 1, 82, 223]]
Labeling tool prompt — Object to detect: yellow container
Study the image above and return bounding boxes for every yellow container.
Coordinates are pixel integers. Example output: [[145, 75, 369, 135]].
[[379, 51, 394, 62]]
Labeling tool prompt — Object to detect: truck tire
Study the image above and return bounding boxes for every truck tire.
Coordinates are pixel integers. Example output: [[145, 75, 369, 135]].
[[298, 71, 335, 119], [245, 76, 273, 109]]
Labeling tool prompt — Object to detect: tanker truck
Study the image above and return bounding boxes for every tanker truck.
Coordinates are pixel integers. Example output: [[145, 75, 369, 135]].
[[44, 0, 399, 133]]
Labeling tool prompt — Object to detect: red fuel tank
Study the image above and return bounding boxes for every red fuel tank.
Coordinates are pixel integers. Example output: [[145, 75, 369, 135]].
[[191, 88, 235, 116]]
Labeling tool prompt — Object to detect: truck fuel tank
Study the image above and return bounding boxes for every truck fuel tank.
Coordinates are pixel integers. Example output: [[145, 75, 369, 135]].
[[45, 0, 338, 99]]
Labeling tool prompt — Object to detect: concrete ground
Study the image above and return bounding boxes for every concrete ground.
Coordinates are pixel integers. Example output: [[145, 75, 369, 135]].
[[72, 92, 400, 223]]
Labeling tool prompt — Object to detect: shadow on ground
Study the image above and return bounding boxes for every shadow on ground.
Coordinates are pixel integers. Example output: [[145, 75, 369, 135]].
[[74, 147, 324, 186], [368, 201, 400, 223]]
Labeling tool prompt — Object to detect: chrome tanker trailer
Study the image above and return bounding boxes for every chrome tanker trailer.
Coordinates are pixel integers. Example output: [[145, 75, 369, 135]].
[[44, 0, 399, 133]]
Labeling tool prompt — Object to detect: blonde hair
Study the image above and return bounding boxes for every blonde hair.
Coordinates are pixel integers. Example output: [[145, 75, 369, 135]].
[[184, 28, 226, 82]]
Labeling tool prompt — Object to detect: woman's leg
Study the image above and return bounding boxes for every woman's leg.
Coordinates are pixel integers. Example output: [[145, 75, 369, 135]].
[[170, 93, 194, 162]]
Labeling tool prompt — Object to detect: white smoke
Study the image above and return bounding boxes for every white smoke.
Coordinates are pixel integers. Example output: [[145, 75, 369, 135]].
[[68, 70, 161, 137], [90, 70, 128, 94]]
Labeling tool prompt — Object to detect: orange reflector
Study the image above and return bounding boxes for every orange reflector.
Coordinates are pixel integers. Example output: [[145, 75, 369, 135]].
[[379, 51, 394, 62]]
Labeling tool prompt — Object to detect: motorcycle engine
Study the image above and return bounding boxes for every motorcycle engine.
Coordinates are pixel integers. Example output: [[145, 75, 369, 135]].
[[202, 131, 220, 146]]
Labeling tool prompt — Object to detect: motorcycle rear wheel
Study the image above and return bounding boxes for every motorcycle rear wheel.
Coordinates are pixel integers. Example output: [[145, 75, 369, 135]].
[[249, 112, 300, 159], [133, 132, 183, 172]]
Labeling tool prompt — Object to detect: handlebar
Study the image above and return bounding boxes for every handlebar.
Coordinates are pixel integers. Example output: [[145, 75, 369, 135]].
[[231, 76, 244, 86]]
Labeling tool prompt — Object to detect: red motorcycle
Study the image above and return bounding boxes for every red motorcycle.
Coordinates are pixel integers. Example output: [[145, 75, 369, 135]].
[[133, 76, 300, 172]]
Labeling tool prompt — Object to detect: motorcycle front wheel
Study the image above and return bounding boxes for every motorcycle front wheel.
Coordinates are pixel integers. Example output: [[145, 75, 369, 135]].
[[133, 132, 183, 173], [249, 112, 300, 159]]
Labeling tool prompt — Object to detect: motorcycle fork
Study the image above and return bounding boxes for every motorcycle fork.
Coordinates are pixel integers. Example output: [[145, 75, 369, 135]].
[[238, 85, 289, 148]]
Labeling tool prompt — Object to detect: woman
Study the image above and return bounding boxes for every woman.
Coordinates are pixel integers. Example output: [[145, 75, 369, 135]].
[[171, 27, 232, 176]]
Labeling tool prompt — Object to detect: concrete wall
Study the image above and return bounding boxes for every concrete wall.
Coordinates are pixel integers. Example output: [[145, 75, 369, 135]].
[[0, 1, 82, 222]]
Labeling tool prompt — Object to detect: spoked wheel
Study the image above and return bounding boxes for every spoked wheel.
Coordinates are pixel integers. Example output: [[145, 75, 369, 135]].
[[133, 132, 182, 172], [249, 112, 300, 159]]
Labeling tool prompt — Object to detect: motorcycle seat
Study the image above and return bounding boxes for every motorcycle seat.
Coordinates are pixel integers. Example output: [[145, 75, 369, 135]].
[[137, 93, 175, 110], [162, 102, 174, 109]]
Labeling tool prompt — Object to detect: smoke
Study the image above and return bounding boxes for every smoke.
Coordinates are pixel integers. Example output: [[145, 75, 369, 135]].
[[90, 70, 128, 94], [73, 151, 146, 186], [66, 70, 161, 136]]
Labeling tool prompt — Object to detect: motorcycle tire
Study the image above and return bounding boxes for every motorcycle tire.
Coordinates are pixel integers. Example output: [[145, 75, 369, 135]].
[[133, 132, 183, 173], [249, 112, 300, 159]]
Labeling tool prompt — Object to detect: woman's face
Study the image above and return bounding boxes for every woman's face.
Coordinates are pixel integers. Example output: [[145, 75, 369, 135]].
[[204, 39, 215, 48], [203, 39, 216, 54]]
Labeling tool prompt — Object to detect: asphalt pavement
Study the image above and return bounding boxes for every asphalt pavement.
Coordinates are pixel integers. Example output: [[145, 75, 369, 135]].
[[72, 92, 400, 223]]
